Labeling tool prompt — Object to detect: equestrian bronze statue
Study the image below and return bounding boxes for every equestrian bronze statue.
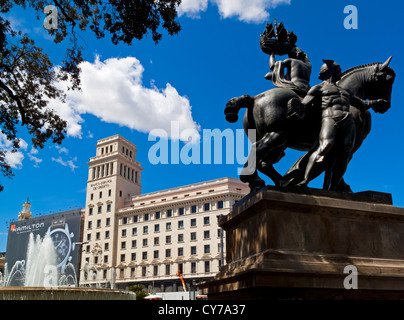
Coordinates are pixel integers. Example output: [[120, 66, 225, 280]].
[[225, 22, 396, 193]]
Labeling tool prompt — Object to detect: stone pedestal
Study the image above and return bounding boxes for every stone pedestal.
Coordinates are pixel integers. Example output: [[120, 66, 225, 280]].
[[201, 187, 404, 300]]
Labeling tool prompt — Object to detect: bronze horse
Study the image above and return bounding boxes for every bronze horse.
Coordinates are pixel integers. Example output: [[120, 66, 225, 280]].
[[225, 57, 396, 192]]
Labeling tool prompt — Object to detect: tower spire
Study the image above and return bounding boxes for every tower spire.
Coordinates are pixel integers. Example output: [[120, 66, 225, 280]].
[[18, 197, 32, 221]]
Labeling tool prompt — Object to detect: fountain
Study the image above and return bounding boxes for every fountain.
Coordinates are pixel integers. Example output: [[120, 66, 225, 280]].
[[0, 232, 135, 300]]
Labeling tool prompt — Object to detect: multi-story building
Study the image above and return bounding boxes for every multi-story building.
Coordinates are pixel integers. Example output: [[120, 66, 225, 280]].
[[80, 135, 249, 292]]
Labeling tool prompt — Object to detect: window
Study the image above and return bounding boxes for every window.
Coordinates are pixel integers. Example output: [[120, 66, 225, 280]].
[[142, 267, 146, 277], [154, 237, 159, 245], [204, 203, 210, 211], [166, 222, 172, 231], [178, 220, 184, 229], [191, 262, 196, 274], [143, 226, 148, 234], [191, 205, 197, 213], [178, 248, 184, 257], [191, 219, 197, 227], [205, 261, 210, 273], [204, 217, 210, 225], [97, 219, 101, 228], [98, 206, 102, 214], [154, 250, 159, 259], [104, 255, 108, 263], [96, 232, 100, 240], [104, 243, 109, 250], [178, 234, 184, 242], [143, 239, 148, 247], [144, 213, 149, 221], [99, 191, 102, 199], [204, 230, 210, 239], [204, 245, 210, 254], [166, 235, 171, 244], [142, 252, 147, 260], [166, 249, 171, 258], [191, 246, 197, 255], [106, 218, 110, 226], [105, 230, 110, 238], [132, 227, 137, 235], [107, 204, 111, 212], [120, 254, 125, 262], [167, 209, 172, 217], [123, 217, 128, 224], [131, 267, 135, 277], [153, 265, 158, 276], [121, 241, 126, 249], [131, 240, 137, 248], [90, 193, 94, 200], [179, 207, 184, 215], [133, 215, 138, 223], [155, 211, 161, 219], [154, 224, 160, 232], [191, 232, 197, 241], [218, 200, 224, 209], [89, 207, 93, 215], [122, 229, 127, 237], [108, 189, 112, 197], [165, 264, 170, 276], [131, 253, 136, 261]]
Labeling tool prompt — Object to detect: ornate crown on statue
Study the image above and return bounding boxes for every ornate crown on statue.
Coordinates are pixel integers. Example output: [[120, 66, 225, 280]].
[[260, 20, 298, 56]]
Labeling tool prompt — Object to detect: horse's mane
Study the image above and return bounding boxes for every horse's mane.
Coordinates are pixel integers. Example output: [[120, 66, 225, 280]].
[[341, 62, 380, 79]]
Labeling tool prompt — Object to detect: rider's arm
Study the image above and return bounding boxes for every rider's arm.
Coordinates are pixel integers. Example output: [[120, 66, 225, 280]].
[[269, 54, 276, 70], [350, 95, 390, 114], [350, 95, 369, 111]]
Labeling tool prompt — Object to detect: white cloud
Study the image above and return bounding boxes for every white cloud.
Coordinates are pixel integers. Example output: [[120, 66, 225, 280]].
[[28, 154, 42, 168], [178, 0, 209, 18], [178, 0, 291, 23], [0, 132, 28, 169], [56, 146, 69, 155], [49, 56, 200, 142], [51, 156, 78, 172]]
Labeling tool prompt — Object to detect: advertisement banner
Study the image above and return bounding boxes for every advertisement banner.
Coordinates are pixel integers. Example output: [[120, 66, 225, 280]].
[[5, 210, 82, 287]]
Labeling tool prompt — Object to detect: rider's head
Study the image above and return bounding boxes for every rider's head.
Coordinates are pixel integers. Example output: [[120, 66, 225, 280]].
[[319, 59, 342, 81], [289, 47, 305, 60]]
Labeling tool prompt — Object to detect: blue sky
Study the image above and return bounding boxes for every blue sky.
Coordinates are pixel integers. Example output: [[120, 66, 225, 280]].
[[1, 0, 403, 251]]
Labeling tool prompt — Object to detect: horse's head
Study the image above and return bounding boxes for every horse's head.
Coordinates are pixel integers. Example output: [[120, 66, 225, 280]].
[[366, 56, 396, 113], [339, 57, 396, 114]]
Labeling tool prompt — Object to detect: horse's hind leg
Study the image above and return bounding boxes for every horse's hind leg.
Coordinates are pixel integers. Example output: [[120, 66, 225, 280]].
[[258, 149, 285, 186], [240, 131, 287, 190], [256, 131, 288, 186]]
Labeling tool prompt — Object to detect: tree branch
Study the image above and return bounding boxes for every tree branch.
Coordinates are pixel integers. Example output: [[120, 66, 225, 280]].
[[0, 79, 26, 125]]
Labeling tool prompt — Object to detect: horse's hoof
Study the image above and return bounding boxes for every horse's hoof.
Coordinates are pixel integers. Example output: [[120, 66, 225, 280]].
[[225, 112, 239, 123]]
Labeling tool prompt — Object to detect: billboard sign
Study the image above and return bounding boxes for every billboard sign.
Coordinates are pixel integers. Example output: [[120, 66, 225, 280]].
[[5, 209, 82, 287]]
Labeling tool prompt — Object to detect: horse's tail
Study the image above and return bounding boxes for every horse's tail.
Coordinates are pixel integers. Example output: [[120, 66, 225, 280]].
[[225, 95, 254, 123]]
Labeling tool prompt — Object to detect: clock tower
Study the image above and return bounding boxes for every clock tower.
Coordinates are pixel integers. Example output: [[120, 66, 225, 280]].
[[81, 135, 143, 286]]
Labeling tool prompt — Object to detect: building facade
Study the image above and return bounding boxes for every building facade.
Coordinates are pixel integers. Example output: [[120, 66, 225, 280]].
[[79, 135, 249, 292]]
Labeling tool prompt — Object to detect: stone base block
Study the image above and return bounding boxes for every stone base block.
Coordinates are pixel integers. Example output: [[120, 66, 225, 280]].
[[201, 187, 404, 300]]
